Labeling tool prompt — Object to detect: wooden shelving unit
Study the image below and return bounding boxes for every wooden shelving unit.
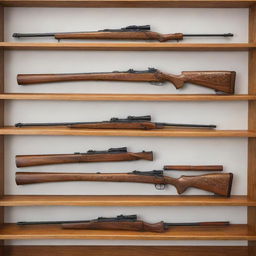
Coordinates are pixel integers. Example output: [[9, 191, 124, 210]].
[[0, 1, 255, 256]]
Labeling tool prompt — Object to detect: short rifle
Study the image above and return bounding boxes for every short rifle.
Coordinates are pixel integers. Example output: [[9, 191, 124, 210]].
[[17, 68, 236, 94], [16, 214, 230, 233], [15, 115, 216, 130], [13, 25, 233, 42], [163, 165, 223, 171], [15, 170, 233, 197], [15, 147, 153, 167]]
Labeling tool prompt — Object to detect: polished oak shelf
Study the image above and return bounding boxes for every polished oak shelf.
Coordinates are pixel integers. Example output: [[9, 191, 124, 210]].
[[0, 127, 255, 137], [0, 42, 255, 51], [1, 195, 254, 207], [0, 0, 255, 8], [0, 93, 255, 101], [0, 224, 254, 240]]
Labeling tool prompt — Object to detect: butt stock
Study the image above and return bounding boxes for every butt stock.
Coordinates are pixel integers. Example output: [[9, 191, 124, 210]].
[[161, 71, 236, 94], [16, 151, 153, 167], [163, 165, 223, 171], [168, 173, 233, 197]]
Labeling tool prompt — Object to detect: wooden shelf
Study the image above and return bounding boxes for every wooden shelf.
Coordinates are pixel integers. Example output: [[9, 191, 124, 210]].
[[0, 195, 254, 207], [2, 246, 250, 256], [0, 0, 255, 8], [0, 42, 255, 51], [0, 127, 255, 137], [0, 224, 254, 240], [0, 93, 255, 101]]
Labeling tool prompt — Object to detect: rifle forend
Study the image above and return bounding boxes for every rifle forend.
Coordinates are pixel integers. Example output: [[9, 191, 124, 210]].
[[15, 147, 153, 167], [17, 68, 236, 94], [15, 171, 233, 197]]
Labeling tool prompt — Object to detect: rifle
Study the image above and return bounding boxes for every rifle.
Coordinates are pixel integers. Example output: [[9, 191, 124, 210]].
[[12, 25, 233, 42], [16, 214, 230, 233], [15, 115, 216, 130], [163, 165, 223, 171], [17, 68, 236, 94], [15, 147, 153, 167], [15, 170, 233, 197]]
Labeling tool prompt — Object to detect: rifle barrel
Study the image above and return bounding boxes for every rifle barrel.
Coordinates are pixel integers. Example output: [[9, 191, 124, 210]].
[[17, 220, 91, 225], [158, 123, 216, 129], [184, 33, 233, 37], [13, 33, 56, 38], [165, 221, 230, 227], [15, 122, 91, 127]]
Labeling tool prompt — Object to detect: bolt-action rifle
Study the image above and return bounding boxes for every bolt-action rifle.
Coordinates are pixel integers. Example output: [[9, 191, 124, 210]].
[[15, 170, 233, 197], [13, 25, 233, 42], [16, 214, 230, 233], [17, 68, 236, 94], [15, 115, 216, 130], [15, 147, 153, 167]]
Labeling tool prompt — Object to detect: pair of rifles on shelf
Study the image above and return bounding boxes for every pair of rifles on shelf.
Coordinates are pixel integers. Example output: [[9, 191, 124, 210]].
[[17, 147, 231, 232], [16, 147, 233, 197], [14, 25, 236, 95], [14, 26, 236, 94]]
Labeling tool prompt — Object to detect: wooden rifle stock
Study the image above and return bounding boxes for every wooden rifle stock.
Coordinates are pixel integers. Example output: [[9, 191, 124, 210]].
[[68, 122, 157, 129], [54, 31, 184, 41], [15, 171, 233, 197], [16, 151, 153, 167], [17, 70, 236, 94], [68, 122, 216, 129], [164, 165, 223, 171], [62, 220, 166, 232], [61, 220, 229, 231]]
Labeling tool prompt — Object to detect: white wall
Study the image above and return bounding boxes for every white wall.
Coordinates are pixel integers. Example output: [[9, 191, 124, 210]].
[[3, 7, 249, 246]]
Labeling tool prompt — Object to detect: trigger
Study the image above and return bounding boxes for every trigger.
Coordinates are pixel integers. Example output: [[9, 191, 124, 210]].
[[155, 184, 166, 190], [149, 81, 164, 86], [215, 90, 226, 95]]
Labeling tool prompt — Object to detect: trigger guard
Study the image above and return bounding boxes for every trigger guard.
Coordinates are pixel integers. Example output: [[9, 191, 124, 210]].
[[149, 81, 165, 86], [155, 184, 166, 190]]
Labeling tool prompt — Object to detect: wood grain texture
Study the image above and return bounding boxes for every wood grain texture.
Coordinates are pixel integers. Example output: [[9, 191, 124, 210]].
[[0, 195, 254, 206], [0, 93, 256, 101], [1, 127, 256, 137], [0, 224, 254, 240], [0, 0, 255, 8], [3, 246, 249, 256], [0, 42, 255, 51], [248, 4, 256, 255]]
